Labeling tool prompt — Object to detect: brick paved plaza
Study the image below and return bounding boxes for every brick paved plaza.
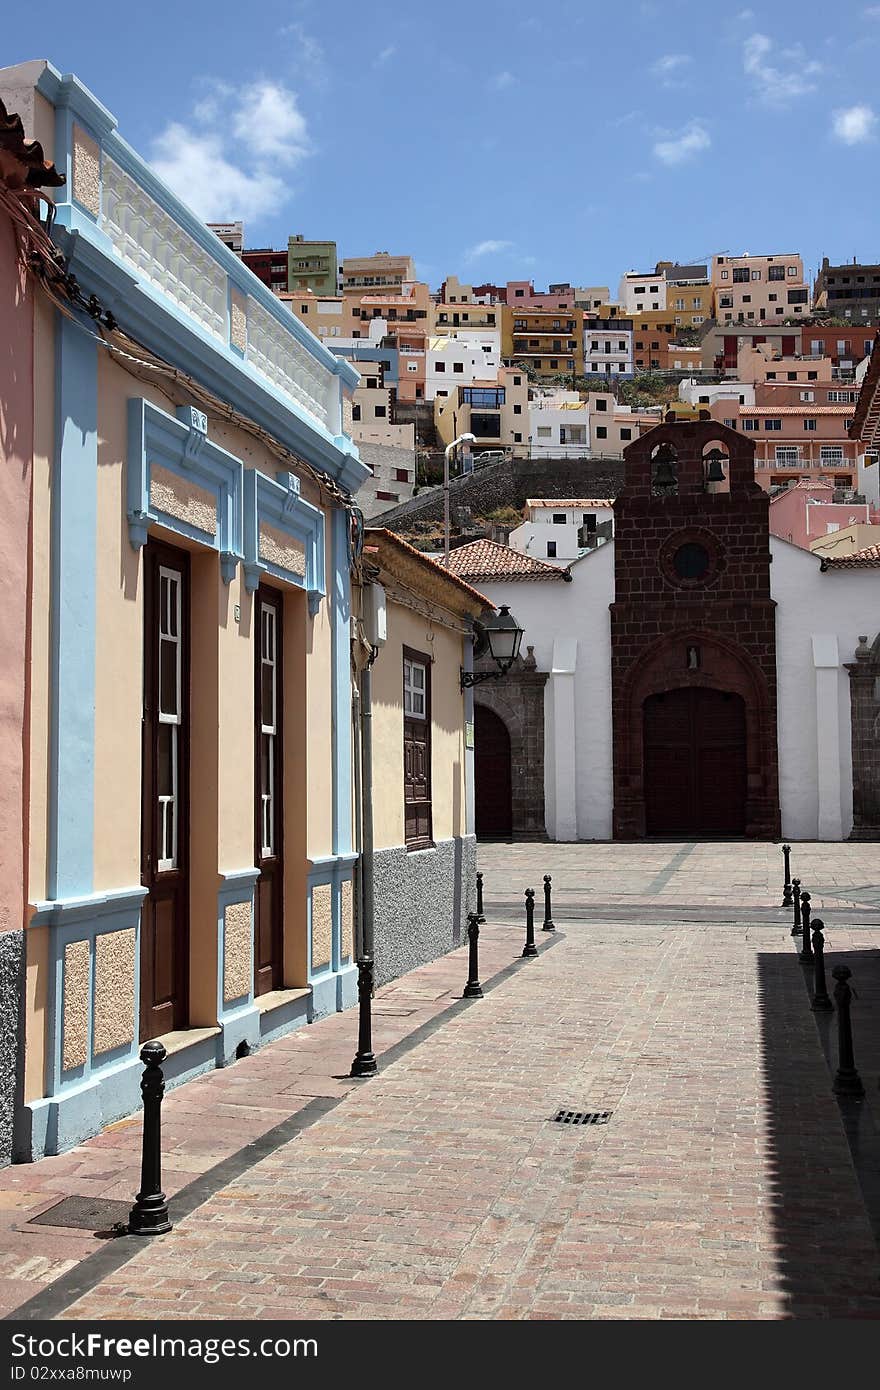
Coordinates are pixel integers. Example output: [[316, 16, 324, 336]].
[[3, 842, 880, 1322]]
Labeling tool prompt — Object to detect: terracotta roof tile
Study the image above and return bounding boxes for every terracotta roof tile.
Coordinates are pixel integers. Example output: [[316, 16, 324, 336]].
[[443, 539, 570, 582], [0, 98, 65, 189], [820, 543, 880, 569], [365, 528, 491, 608]]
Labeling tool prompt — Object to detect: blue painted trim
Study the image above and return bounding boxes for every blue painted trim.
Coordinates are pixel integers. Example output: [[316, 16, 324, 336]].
[[216, 868, 259, 1020], [35, 64, 366, 491], [331, 509, 352, 858], [306, 853, 357, 989], [337, 964, 358, 1012], [24, 1025, 219, 1159], [36, 68, 356, 380], [48, 313, 98, 903], [242, 468, 326, 608], [127, 397, 244, 581], [328, 344, 400, 388], [30, 886, 147, 1099]]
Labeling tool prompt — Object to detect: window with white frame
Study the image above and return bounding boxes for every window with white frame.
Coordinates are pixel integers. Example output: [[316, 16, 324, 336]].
[[157, 567, 182, 871], [820, 446, 844, 464], [259, 601, 277, 856], [775, 446, 800, 464], [404, 658, 427, 718]]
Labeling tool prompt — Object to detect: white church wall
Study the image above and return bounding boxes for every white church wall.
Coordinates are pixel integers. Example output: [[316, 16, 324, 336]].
[[771, 537, 879, 840]]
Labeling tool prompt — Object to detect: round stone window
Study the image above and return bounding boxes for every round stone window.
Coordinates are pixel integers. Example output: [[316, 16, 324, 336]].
[[672, 542, 711, 580]]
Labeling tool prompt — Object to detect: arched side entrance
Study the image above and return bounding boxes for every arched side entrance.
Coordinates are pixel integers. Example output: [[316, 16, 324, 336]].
[[470, 649, 548, 839], [474, 704, 512, 839], [613, 631, 779, 839], [643, 687, 747, 835]]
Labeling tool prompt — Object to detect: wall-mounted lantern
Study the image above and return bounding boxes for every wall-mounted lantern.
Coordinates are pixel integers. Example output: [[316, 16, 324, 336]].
[[460, 605, 525, 688]]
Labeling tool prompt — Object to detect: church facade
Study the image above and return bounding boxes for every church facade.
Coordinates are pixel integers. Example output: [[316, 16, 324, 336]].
[[447, 423, 880, 842]]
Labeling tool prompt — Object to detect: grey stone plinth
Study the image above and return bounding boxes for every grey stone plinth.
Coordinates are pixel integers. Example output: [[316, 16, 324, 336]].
[[0, 930, 24, 1168], [372, 835, 476, 986]]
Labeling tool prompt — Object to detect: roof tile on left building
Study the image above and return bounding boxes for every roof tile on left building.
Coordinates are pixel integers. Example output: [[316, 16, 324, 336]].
[[0, 97, 64, 188]]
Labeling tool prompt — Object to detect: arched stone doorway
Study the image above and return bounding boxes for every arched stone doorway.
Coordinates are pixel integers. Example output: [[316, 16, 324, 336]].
[[471, 648, 548, 839], [614, 631, 779, 839], [643, 687, 747, 835], [474, 704, 512, 839]]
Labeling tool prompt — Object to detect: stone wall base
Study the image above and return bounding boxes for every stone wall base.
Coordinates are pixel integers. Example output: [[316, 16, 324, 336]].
[[0, 931, 24, 1168], [372, 835, 476, 987]]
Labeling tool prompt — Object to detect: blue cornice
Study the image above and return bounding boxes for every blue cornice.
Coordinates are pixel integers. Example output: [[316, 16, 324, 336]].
[[33, 62, 366, 493], [242, 467, 327, 611], [54, 221, 367, 493]]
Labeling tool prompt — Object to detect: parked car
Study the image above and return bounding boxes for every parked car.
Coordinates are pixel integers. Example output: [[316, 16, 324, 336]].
[[472, 449, 509, 467]]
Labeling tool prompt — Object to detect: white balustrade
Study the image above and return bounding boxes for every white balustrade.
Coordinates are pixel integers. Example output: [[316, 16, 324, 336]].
[[246, 296, 331, 431], [102, 157, 227, 342]]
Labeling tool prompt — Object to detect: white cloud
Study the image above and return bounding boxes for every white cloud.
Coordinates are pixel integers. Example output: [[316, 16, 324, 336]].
[[831, 103, 878, 143], [653, 120, 710, 165], [743, 32, 822, 103], [375, 45, 397, 65], [150, 80, 310, 223], [280, 22, 328, 88], [465, 239, 514, 260], [232, 82, 310, 162], [651, 53, 692, 85], [491, 70, 515, 90]]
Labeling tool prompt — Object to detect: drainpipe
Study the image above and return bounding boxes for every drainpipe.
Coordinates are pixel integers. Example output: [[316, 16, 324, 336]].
[[351, 644, 378, 1078]]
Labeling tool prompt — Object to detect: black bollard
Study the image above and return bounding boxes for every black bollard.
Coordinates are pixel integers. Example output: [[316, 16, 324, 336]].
[[128, 1041, 172, 1236], [542, 875, 556, 932], [832, 966, 864, 1097], [781, 844, 793, 908], [790, 877, 802, 936], [476, 871, 486, 924], [522, 888, 538, 958], [799, 891, 813, 963], [463, 912, 483, 998], [350, 956, 378, 1078], [810, 919, 833, 1012]]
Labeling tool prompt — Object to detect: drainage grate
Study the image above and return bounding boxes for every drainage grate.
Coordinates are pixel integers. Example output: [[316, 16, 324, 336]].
[[553, 1109, 612, 1126], [28, 1196, 132, 1232]]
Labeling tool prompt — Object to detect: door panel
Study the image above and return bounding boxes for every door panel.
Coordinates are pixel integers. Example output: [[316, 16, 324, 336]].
[[474, 704, 513, 839], [140, 541, 190, 1040], [643, 688, 746, 836], [254, 587, 283, 996]]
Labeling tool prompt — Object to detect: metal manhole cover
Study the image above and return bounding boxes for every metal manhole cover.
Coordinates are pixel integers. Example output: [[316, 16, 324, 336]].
[[28, 1196, 132, 1231], [552, 1109, 612, 1126]]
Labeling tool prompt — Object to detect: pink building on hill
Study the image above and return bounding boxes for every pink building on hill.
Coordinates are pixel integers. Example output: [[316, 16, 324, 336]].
[[505, 280, 575, 310], [768, 480, 877, 549]]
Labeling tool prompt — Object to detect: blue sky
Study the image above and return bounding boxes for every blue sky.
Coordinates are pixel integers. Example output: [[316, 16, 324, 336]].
[[4, 0, 879, 292]]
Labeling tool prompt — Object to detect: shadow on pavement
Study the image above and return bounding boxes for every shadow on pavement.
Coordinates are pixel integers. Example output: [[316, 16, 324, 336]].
[[757, 941, 880, 1317]]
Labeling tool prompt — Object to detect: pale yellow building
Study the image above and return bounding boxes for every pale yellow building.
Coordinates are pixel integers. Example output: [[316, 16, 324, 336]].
[[361, 530, 488, 982]]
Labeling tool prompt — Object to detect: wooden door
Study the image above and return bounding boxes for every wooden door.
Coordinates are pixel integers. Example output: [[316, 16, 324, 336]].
[[643, 688, 746, 836], [140, 541, 190, 1040], [254, 587, 284, 996], [403, 649, 432, 850], [474, 704, 513, 839]]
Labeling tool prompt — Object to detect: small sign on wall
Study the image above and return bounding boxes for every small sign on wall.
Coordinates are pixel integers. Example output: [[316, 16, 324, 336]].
[[465, 720, 475, 750]]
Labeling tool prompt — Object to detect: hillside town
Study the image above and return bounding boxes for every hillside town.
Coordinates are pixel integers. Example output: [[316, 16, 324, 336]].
[[1, 46, 880, 1337], [207, 226, 879, 524]]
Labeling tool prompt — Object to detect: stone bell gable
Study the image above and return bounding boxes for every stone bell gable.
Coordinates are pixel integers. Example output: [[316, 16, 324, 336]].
[[611, 420, 780, 839]]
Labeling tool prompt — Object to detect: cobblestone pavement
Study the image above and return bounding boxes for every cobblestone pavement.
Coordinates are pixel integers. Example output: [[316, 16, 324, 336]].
[[476, 839, 880, 915], [4, 841, 880, 1322]]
